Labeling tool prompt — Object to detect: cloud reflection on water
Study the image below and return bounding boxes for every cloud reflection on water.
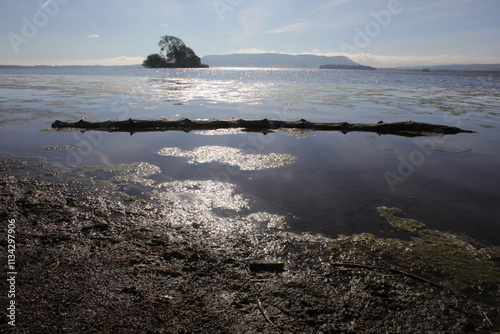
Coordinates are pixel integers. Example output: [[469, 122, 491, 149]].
[[156, 145, 297, 171]]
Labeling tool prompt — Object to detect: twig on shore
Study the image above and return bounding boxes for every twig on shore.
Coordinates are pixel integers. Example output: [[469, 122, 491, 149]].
[[257, 299, 279, 329], [50, 259, 60, 271], [331, 262, 442, 289]]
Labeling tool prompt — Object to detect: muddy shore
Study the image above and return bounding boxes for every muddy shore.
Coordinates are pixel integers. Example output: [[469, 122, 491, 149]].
[[1, 155, 499, 333]]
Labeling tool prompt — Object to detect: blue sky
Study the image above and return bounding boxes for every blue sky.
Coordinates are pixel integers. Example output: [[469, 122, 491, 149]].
[[1, 0, 500, 67]]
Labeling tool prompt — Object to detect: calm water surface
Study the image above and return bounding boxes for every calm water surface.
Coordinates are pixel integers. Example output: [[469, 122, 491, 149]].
[[1, 66, 500, 244]]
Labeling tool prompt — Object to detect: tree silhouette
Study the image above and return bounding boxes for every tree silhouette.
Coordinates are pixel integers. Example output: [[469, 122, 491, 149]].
[[142, 53, 169, 68], [143, 35, 207, 68]]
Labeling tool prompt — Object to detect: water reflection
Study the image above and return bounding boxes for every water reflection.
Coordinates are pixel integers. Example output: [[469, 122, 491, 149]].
[[156, 145, 297, 170], [145, 77, 280, 106], [151, 179, 289, 236], [1, 67, 500, 245], [2, 69, 500, 126]]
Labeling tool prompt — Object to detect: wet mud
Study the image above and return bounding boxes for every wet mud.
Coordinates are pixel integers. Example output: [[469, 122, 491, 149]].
[[1, 155, 499, 333]]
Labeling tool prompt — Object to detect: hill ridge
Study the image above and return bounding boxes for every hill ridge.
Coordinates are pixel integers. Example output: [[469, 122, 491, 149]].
[[201, 53, 357, 68]]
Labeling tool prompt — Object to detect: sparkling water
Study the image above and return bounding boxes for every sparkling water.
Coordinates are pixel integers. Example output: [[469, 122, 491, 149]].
[[1, 66, 499, 244]]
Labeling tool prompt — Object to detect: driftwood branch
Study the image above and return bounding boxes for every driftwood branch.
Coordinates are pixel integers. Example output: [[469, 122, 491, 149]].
[[331, 262, 442, 289], [51, 118, 474, 137]]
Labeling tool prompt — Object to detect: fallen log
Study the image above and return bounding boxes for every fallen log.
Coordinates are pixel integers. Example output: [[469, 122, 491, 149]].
[[51, 118, 474, 137]]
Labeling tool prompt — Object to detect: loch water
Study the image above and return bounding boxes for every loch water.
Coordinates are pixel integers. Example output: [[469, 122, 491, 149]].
[[1, 66, 500, 244]]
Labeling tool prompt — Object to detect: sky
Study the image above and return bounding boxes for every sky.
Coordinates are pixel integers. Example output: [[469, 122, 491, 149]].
[[1, 0, 500, 67]]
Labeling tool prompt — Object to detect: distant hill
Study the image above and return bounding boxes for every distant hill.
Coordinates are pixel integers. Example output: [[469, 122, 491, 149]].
[[320, 64, 376, 70], [394, 64, 500, 72], [201, 53, 356, 68]]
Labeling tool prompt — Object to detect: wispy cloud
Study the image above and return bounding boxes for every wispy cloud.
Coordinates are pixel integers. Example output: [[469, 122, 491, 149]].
[[407, 1, 444, 13], [0, 56, 145, 66], [37, 0, 52, 13], [238, 7, 268, 35], [233, 48, 283, 54], [88, 34, 101, 39], [51, 56, 144, 66], [407, 0, 491, 19], [312, 0, 351, 13], [267, 21, 314, 34], [328, 0, 351, 6]]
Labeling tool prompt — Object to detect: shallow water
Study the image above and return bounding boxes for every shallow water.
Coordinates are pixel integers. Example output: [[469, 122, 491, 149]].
[[1, 66, 500, 244]]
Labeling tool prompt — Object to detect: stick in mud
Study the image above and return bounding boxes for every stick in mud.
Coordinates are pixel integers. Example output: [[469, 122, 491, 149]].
[[257, 299, 278, 329], [51, 118, 475, 137], [331, 262, 442, 289]]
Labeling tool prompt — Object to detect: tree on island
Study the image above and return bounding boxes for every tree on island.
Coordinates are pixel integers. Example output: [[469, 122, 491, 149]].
[[143, 35, 208, 68]]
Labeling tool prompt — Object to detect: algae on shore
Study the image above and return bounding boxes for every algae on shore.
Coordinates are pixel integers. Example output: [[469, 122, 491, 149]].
[[376, 206, 426, 232], [364, 206, 500, 291]]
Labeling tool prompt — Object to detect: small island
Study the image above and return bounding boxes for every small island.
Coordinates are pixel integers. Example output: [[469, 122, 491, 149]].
[[320, 64, 377, 70], [143, 35, 208, 68]]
